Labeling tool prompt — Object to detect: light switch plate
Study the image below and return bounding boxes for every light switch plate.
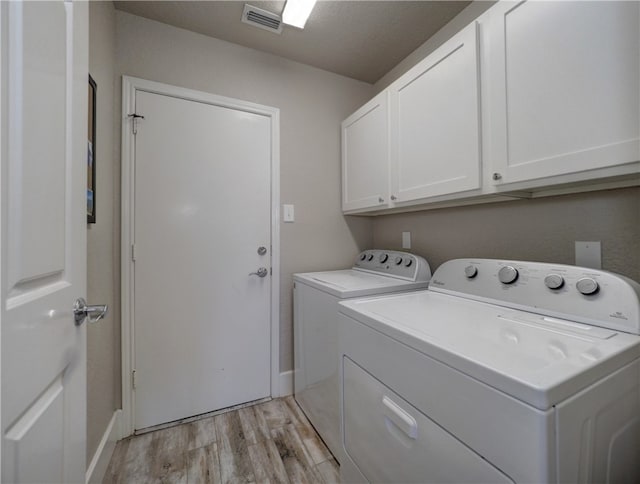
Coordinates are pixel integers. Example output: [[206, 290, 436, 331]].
[[575, 241, 601, 269], [402, 232, 411, 249], [283, 204, 295, 223]]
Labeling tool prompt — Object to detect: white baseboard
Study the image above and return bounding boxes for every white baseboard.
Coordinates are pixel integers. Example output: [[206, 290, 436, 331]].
[[279, 370, 293, 396], [86, 409, 122, 484]]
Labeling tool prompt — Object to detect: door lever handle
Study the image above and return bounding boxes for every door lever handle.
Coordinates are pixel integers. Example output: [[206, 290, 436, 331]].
[[73, 298, 108, 325], [250, 267, 269, 278]]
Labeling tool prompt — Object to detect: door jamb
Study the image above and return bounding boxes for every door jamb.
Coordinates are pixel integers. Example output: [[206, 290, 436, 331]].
[[120, 76, 281, 437]]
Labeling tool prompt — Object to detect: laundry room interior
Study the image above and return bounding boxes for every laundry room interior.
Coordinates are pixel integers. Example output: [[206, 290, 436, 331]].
[[2, 0, 639, 483], [87, 0, 640, 481]]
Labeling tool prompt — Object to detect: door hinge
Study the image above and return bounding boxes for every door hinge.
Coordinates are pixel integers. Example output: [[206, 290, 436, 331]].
[[127, 113, 145, 135], [131, 244, 137, 262], [132, 369, 137, 389]]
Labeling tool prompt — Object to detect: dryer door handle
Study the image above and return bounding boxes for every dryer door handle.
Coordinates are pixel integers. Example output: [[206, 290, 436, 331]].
[[382, 395, 418, 439]]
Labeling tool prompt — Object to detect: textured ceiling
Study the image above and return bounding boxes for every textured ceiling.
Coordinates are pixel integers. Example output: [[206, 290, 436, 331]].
[[113, 1, 471, 83]]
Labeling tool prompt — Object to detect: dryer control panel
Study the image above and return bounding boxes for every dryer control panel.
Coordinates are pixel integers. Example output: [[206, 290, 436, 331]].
[[353, 250, 431, 282], [429, 259, 640, 334]]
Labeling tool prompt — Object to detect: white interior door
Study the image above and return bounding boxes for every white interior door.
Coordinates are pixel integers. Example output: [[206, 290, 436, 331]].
[[133, 89, 273, 430], [1, 1, 88, 482]]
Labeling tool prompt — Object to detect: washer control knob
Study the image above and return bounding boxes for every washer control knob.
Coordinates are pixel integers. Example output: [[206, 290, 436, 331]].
[[464, 266, 478, 279], [404, 258, 413, 267], [498, 266, 519, 284], [394, 256, 403, 265], [366, 253, 374, 261], [379, 253, 389, 263], [359, 253, 367, 261], [544, 274, 564, 290], [576, 277, 599, 295]]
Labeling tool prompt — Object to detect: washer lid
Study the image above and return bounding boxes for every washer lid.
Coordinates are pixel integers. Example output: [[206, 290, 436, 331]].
[[294, 270, 428, 298], [339, 290, 640, 410]]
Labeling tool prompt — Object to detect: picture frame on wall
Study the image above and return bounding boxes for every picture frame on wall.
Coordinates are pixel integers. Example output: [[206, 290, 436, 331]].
[[88, 74, 97, 224]]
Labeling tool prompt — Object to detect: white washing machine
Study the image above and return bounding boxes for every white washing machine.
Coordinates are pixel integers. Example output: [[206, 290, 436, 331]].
[[338, 259, 640, 483], [293, 250, 431, 463]]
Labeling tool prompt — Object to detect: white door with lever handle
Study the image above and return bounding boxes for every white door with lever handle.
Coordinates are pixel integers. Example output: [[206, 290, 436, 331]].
[[131, 87, 273, 430], [1, 2, 92, 481]]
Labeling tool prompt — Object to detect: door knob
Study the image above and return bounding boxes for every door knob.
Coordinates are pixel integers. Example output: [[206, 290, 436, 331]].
[[73, 298, 108, 325], [249, 267, 269, 278]]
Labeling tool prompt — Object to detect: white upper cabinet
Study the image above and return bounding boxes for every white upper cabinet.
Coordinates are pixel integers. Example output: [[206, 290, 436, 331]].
[[342, 91, 390, 212], [390, 22, 482, 203], [487, 0, 640, 187], [340, 1, 640, 215]]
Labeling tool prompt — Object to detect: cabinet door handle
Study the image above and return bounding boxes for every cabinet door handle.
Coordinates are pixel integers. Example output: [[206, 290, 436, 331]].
[[390, 195, 397, 201], [382, 395, 417, 439], [378, 197, 384, 203]]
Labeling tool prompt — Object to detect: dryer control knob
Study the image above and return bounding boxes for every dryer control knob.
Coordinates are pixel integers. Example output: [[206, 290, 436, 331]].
[[359, 253, 367, 261], [464, 266, 478, 278], [404, 258, 413, 267], [366, 253, 374, 261], [498, 266, 519, 284], [395, 256, 403, 265], [544, 274, 564, 290], [379, 253, 389, 263], [577, 277, 599, 295]]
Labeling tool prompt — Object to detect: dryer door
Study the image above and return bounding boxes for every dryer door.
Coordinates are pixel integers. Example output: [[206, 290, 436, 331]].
[[342, 357, 514, 483]]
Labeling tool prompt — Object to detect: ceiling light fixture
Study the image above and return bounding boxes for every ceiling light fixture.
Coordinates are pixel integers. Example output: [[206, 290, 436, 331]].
[[282, 0, 317, 29]]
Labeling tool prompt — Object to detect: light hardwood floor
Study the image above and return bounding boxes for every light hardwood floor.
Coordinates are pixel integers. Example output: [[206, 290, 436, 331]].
[[103, 396, 340, 483]]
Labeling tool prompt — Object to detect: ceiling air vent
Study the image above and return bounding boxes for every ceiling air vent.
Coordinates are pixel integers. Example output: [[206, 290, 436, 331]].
[[242, 4, 283, 34]]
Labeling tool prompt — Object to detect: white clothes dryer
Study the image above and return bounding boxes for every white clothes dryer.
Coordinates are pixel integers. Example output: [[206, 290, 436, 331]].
[[339, 259, 640, 483], [293, 250, 431, 463]]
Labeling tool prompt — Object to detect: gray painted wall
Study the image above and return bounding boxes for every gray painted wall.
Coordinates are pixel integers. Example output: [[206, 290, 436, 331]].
[[373, 1, 495, 92], [87, 0, 120, 463], [114, 11, 374, 373], [372, 188, 640, 283]]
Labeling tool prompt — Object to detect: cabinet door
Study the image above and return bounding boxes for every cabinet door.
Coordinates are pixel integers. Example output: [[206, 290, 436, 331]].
[[341, 91, 390, 212], [488, 1, 640, 186], [390, 22, 481, 203]]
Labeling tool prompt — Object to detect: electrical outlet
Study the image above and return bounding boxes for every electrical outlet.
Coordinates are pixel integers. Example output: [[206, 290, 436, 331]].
[[402, 232, 411, 249], [575, 241, 601, 269]]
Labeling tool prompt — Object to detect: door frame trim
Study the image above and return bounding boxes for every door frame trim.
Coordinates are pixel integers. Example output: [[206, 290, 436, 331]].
[[119, 76, 281, 437]]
